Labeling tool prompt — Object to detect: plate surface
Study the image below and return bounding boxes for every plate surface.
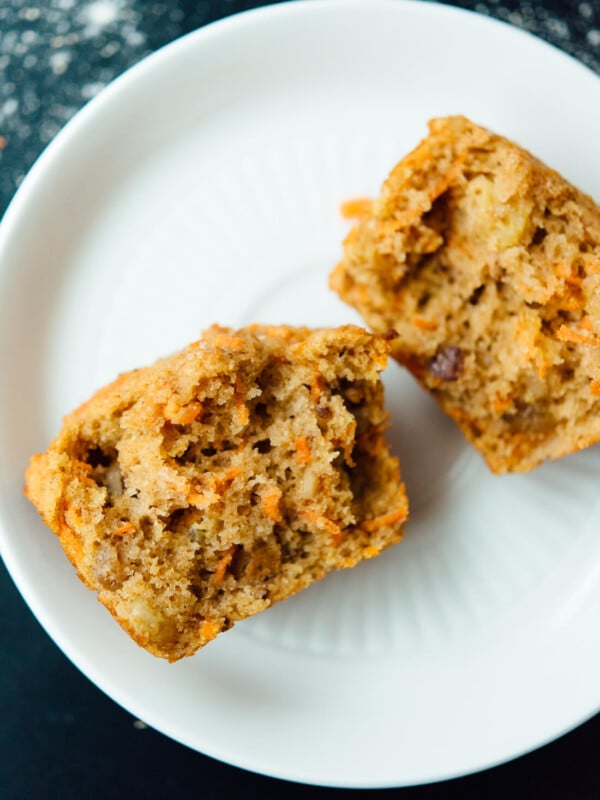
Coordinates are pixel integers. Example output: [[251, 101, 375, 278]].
[[1, 0, 600, 788]]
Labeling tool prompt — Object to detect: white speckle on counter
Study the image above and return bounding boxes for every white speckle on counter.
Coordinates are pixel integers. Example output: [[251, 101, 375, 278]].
[[122, 24, 145, 46], [83, 0, 120, 28], [1, 98, 19, 118], [579, 2, 593, 19], [19, 7, 42, 22], [81, 81, 106, 99], [21, 29, 39, 45], [51, 103, 78, 120], [49, 49, 72, 75], [588, 29, 600, 47], [22, 90, 40, 114], [55, 18, 72, 35], [100, 40, 120, 57], [40, 119, 61, 143], [544, 16, 570, 39], [1, 31, 18, 53]]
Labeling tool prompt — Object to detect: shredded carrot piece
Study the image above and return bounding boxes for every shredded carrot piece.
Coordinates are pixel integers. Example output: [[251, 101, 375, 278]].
[[554, 263, 572, 279], [590, 379, 600, 397], [212, 334, 247, 351], [358, 285, 371, 304], [303, 509, 344, 545], [224, 466, 242, 482], [214, 545, 238, 584], [340, 197, 373, 219], [294, 437, 311, 464], [491, 394, 511, 413], [580, 316, 595, 331], [261, 488, 282, 522], [164, 398, 203, 425], [187, 468, 241, 507], [362, 545, 380, 559], [411, 316, 439, 331], [214, 467, 242, 494], [200, 619, 221, 640], [554, 264, 585, 287], [234, 376, 249, 425], [373, 350, 389, 370], [115, 522, 136, 536], [0, 135, 6, 151], [556, 325, 598, 345], [361, 506, 408, 533], [537, 361, 550, 379]]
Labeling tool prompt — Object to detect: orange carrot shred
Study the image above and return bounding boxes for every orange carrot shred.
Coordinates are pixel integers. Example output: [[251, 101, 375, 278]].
[[200, 619, 221, 640], [294, 437, 311, 464], [234, 376, 249, 425], [212, 335, 247, 351], [214, 545, 238, 584], [340, 197, 373, 219], [361, 506, 408, 533], [115, 522, 136, 536], [556, 325, 598, 345], [590, 379, 600, 397], [164, 398, 203, 425], [261, 488, 282, 522], [411, 316, 439, 331], [303, 509, 344, 545], [491, 394, 511, 414]]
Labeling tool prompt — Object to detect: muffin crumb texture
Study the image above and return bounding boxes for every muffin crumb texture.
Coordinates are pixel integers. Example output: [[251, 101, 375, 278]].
[[331, 115, 600, 473], [25, 324, 408, 660]]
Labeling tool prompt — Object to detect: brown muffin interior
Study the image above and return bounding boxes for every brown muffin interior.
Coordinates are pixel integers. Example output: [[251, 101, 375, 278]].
[[26, 326, 407, 660], [331, 116, 600, 473]]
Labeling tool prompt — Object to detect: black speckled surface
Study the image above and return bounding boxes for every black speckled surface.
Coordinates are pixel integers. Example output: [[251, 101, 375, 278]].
[[1, 1, 600, 797]]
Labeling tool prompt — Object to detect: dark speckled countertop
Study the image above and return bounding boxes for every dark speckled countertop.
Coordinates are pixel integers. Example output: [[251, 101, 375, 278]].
[[1, 2, 600, 798]]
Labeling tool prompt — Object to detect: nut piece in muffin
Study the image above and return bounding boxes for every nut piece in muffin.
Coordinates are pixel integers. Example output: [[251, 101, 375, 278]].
[[331, 116, 600, 473], [25, 324, 408, 660]]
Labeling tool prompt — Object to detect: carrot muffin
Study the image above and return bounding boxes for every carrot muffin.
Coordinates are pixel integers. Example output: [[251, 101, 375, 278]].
[[25, 324, 408, 660], [331, 116, 600, 473]]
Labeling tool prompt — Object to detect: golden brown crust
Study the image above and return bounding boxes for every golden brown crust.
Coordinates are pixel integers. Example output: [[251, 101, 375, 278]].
[[25, 324, 408, 660], [331, 116, 600, 473]]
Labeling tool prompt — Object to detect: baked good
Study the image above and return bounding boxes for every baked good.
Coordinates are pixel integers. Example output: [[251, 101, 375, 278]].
[[331, 116, 600, 473], [25, 324, 408, 660]]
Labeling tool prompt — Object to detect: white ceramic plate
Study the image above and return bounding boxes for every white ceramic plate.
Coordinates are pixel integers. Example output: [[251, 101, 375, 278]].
[[1, 0, 600, 788]]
